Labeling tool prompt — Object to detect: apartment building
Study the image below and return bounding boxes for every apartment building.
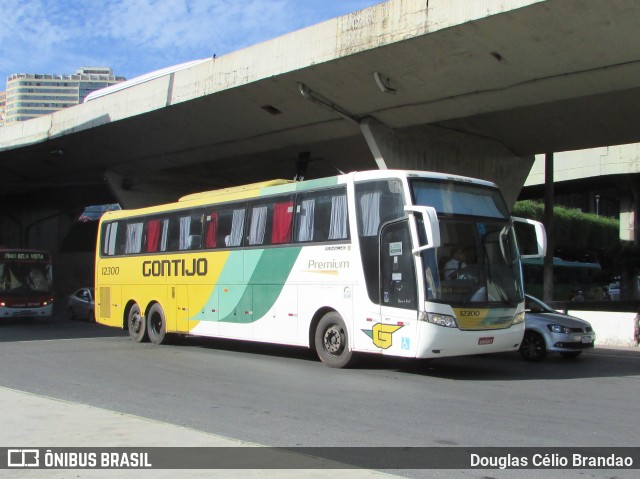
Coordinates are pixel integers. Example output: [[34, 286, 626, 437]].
[[3, 67, 125, 124]]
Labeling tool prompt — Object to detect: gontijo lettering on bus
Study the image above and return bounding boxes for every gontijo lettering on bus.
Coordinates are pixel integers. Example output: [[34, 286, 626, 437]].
[[142, 258, 208, 277]]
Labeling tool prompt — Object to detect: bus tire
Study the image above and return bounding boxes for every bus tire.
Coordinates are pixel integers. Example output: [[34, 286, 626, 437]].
[[314, 312, 355, 368], [147, 303, 170, 345], [127, 303, 148, 343]]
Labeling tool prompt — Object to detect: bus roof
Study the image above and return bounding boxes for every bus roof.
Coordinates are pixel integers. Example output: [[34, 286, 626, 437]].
[[178, 179, 295, 202]]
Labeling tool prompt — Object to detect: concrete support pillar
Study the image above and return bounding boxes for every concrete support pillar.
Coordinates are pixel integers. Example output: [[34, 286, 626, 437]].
[[360, 117, 391, 170], [619, 196, 636, 243], [358, 117, 534, 208], [543, 152, 555, 302]]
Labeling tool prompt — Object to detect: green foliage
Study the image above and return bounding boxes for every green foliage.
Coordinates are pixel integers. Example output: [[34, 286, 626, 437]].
[[513, 201, 619, 252]]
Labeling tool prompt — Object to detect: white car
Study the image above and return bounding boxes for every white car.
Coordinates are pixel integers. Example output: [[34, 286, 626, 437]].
[[520, 294, 595, 362], [67, 287, 95, 322]]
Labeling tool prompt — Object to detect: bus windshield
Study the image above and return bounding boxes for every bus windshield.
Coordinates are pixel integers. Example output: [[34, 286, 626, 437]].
[[411, 179, 509, 219], [411, 180, 523, 308], [0, 252, 52, 295]]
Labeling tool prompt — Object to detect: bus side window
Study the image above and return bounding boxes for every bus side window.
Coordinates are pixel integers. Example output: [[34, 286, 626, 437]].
[[177, 210, 203, 251], [246, 196, 294, 246], [294, 187, 348, 243], [124, 221, 144, 254], [102, 222, 119, 256], [247, 203, 272, 246], [271, 201, 294, 244], [216, 206, 246, 248], [145, 217, 169, 253], [204, 211, 219, 248]]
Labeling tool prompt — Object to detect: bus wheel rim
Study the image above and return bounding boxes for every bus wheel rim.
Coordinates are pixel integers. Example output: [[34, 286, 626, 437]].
[[324, 324, 344, 356], [131, 312, 143, 334]]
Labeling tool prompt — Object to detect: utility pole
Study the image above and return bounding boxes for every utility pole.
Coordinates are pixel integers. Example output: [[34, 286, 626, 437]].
[[543, 152, 554, 302]]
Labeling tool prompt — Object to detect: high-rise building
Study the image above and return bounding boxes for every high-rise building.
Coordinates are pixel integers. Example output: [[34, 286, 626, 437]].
[[0, 90, 6, 126], [4, 67, 125, 124]]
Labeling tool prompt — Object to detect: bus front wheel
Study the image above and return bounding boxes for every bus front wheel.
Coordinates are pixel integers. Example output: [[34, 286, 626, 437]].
[[315, 312, 355, 368], [147, 303, 170, 345], [128, 304, 148, 343]]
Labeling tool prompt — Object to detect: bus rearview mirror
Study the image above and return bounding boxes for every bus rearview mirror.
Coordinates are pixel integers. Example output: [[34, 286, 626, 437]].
[[512, 217, 547, 258], [404, 205, 441, 253]]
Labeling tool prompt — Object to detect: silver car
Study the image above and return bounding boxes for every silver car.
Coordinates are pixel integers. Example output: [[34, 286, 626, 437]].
[[67, 287, 95, 322], [520, 294, 595, 362]]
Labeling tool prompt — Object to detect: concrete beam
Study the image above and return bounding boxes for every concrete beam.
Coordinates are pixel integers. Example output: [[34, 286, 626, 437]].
[[359, 117, 533, 208]]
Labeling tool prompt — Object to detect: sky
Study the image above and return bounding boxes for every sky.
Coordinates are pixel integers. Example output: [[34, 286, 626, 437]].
[[0, 0, 382, 87]]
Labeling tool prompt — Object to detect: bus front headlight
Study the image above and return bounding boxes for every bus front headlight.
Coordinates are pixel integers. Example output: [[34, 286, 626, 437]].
[[427, 313, 458, 328], [512, 312, 525, 325]]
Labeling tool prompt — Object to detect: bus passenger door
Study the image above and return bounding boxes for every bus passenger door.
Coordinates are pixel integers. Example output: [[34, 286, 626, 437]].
[[168, 285, 190, 333], [379, 219, 419, 356]]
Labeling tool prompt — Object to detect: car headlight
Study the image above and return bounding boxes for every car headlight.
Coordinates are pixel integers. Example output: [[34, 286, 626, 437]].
[[426, 313, 458, 328], [548, 324, 571, 334], [512, 312, 525, 325]]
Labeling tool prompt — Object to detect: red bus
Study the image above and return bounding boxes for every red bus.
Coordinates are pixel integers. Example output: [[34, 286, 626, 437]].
[[0, 249, 54, 319]]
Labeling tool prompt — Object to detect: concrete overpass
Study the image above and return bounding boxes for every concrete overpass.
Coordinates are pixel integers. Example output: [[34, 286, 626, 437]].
[[2, 0, 640, 251]]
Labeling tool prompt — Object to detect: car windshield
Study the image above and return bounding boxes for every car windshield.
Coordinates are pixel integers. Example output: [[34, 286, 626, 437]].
[[525, 295, 555, 313]]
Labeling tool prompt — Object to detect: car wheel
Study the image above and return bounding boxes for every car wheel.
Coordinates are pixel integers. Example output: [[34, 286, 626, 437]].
[[560, 351, 582, 359], [68, 307, 76, 321], [519, 331, 547, 362], [147, 303, 171, 345], [314, 312, 356, 368], [88, 309, 95, 323], [127, 303, 148, 343]]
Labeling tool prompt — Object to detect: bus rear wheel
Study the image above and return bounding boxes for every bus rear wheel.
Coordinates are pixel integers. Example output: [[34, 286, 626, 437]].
[[127, 303, 148, 343], [147, 303, 170, 345], [315, 312, 355, 368]]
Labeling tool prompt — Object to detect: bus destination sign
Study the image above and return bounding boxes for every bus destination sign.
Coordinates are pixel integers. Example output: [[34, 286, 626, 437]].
[[1, 252, 47, 261]]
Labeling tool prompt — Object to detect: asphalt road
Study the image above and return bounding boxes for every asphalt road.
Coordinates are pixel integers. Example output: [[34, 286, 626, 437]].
[[1, 311, 639, 478]]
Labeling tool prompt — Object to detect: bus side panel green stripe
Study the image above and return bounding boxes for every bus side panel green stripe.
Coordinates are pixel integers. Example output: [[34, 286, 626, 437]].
[[217, 247, 301, 324], [248, 247, 301, 320]]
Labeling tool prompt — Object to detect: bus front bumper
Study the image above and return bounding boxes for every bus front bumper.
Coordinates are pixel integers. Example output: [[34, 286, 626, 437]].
[[415, 321, 525, 359], [1, 304, 53, 319]]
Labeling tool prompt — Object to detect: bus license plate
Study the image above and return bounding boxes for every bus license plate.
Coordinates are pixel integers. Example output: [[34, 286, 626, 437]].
[[478, 337, 494, 345]]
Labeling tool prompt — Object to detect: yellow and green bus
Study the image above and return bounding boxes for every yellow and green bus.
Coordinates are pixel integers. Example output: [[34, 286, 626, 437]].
[[95, 170, 544, 367]]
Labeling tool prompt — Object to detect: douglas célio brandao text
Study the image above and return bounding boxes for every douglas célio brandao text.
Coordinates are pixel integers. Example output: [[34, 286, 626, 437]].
[[470, 452, 634, 469]]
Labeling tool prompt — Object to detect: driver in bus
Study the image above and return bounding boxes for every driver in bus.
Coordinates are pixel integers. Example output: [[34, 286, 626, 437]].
[[28, 268, 48, 291], [443, 248, 467, 280]]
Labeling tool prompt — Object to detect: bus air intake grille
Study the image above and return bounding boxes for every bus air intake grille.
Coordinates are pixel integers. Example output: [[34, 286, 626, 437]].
[[99, 287, 111, 319]]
